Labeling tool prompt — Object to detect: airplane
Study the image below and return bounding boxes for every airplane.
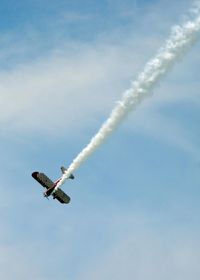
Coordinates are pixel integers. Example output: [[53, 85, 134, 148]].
[[31, 166, 74, 204]]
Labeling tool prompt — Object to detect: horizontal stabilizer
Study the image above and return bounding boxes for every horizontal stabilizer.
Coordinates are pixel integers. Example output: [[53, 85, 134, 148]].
[[61, 166, 74, 179]]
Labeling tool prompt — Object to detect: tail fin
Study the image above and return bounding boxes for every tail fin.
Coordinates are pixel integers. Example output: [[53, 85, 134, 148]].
[[61, 166, 74, 179]]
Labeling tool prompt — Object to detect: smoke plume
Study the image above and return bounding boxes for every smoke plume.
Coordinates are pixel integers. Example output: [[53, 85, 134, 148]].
[[56, 3, 200, 189]]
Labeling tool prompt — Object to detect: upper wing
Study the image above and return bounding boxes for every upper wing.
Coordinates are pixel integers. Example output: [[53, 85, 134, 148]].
[[53, 188, 71, 204], [32, 172, 54, 189]]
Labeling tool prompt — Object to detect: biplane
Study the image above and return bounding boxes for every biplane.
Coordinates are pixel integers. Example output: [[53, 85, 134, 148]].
[[32, 167, 74, 204]]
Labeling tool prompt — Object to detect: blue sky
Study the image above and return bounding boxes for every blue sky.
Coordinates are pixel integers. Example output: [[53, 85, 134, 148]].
[[0, 0, 200, 279]]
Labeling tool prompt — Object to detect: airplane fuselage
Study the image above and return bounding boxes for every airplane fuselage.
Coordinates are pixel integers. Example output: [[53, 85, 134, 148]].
[[43, 178, 61, 197]]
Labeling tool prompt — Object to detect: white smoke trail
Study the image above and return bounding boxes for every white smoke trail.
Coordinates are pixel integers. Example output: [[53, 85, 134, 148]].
[[56, 3, 200, 189]]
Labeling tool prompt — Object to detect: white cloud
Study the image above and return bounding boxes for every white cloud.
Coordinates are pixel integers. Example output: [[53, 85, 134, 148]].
[[80, 231, 200, 280], [0, 244, 43, 280], [0, 37, 152, 136], [129, 107, 200, 160], [0, 0, 197, 141], [60, 12, 93, 24]]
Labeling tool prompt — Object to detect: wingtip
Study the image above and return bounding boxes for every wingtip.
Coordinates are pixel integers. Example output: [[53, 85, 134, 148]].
[[31, 171, 39, 179]]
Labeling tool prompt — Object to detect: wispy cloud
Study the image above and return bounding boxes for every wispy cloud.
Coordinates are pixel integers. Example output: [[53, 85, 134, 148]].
[[132, 109, 200, 160], [0, 36, 153, 135], [80, 231, 200, 280], [60, 12, 93, 24], [0, 244, 43, 280]]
